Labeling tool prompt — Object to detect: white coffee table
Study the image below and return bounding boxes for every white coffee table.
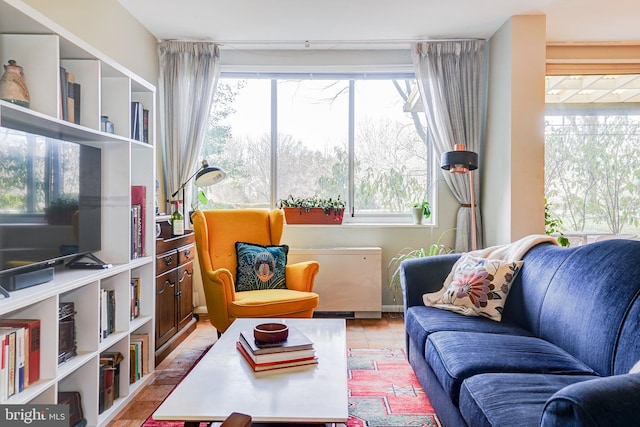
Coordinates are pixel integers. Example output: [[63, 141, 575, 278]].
[[152, 318, 348, 425]]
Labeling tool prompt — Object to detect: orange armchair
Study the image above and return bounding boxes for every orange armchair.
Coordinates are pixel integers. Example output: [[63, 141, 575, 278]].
[[191, 209, 320, 334]]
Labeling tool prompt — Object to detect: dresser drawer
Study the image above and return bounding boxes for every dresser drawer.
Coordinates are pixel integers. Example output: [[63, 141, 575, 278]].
[[156, 250, 178, 275], [177, 243, 195, 265]]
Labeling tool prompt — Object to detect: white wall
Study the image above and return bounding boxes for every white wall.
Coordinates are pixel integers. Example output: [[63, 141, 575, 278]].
[[484, 15, 546, 246], [23, 0, 158, 85]]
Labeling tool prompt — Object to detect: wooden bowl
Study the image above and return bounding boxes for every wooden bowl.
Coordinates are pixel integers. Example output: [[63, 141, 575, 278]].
[[254, 323, 289, 343]]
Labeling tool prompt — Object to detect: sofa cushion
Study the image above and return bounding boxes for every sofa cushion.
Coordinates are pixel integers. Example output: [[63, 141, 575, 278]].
[[460, 373, 597, 427], [427, 331, 596, 405], [235, 242, 288, 291], [424, 254, 523, 321], [405, 305, 533, 360]]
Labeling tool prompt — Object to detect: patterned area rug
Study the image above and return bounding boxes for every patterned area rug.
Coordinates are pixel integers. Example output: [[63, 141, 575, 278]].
[[347, 348, 440, 427], [143, 348, 439, 427]]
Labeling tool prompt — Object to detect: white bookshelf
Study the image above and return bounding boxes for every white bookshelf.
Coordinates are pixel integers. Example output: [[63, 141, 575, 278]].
[[0, 0, 156, 425]]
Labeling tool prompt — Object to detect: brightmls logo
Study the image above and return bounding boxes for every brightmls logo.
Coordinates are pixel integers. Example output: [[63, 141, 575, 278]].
[[1, 405, 68, 426]]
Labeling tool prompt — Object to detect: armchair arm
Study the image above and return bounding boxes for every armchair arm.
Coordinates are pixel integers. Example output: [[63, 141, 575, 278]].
[[285, 261, 320, 292], [201, 266, 237, 333], [541, 374, 640, 427], [400, 254, 460, 310]]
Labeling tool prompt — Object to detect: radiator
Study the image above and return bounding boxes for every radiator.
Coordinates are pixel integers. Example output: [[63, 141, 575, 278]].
[[288, 247, 382, 319]]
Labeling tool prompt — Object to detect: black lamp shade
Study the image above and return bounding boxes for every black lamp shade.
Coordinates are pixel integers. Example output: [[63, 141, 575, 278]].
[[194, 166, 226, 187], [441, 150, 478, 174]]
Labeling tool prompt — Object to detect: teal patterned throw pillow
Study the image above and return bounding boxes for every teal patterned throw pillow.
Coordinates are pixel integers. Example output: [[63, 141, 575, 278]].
[[235, 242, 288, 291]]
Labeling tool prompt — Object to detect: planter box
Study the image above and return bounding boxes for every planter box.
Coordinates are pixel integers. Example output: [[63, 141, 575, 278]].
[[283, 207, 344, 225]]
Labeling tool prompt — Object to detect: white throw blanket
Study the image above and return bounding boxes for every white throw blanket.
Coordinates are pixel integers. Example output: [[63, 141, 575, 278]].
[[423, 234, 559, 306]]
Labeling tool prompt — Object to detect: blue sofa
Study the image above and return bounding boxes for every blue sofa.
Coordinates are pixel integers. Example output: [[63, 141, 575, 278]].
[[401, 239, 640, 426]]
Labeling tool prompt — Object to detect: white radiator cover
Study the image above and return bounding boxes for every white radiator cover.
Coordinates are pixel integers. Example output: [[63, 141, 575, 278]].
[[288, 247, 382, 318]]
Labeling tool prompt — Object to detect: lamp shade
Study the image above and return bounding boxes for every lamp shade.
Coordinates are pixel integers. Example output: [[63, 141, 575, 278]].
[[441, 144, 478, 174], [194, 165, 226, 187]]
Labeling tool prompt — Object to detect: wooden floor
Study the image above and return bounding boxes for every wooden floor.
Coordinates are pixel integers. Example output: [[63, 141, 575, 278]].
[[107, 313, 405, 427]]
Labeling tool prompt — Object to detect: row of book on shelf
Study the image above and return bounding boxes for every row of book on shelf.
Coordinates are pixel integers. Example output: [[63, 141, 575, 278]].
[[98, 332, 149, 414], [99, 280, 142, 343], [59, 67, 81, 125], [0, 319, 41, 403], [59, 67, 150, 144], [236, 326, 317, 373], [0, 313, 149, 406], [131, 185, 146, 259]]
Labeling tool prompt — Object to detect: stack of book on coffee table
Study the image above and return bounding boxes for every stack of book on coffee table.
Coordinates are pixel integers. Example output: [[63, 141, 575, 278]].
[[236, 326, 317, 372]]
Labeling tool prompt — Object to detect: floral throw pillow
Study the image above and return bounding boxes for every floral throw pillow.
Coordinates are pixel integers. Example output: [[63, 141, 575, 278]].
[[423, 254, 523, 321], [235, 242, 288, 292]]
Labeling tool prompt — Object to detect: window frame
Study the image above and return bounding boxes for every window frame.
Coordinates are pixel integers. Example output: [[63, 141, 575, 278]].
[[213, 70, 437, 225]]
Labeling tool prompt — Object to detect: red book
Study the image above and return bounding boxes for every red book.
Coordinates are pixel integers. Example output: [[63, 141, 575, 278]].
[[0, 319, 40, 387], [131, 186, 146, 257], [236, 341, 317, 372]]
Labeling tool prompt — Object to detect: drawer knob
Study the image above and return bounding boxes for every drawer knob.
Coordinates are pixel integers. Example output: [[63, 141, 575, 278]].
[[184, 249, 191, 257], [164, 256, 173, 265]]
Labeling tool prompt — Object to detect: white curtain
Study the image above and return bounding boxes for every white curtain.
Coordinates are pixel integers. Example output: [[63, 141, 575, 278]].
[[159, 41, 221, 216], [412, 40, 488, 252]]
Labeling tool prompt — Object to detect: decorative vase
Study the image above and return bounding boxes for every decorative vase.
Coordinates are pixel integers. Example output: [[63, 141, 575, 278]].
[[412, 207, 423, 225], [0, 59, 30, 108]]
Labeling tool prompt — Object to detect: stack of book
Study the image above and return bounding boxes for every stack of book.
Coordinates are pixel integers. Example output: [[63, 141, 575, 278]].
[[0, 319, 41, 402], [99, 351, 123, 413], [236, 326, 317, 372]]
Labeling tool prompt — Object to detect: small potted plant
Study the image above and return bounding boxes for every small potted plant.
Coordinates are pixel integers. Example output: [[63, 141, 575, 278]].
[[278, 194, 345, 224], [411, 201, 431, 225]]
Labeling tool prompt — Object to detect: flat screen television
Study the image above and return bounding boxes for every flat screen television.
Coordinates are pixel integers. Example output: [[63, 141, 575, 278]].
[[0, 125, 101, 291]]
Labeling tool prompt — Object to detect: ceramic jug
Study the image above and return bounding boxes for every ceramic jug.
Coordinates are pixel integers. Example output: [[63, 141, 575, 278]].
[[0, 59, 30, 108]]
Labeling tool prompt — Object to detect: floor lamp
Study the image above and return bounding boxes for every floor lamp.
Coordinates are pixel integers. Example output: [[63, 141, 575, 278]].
[[171, 159, 226, 229], [441, 144, 479, 251]]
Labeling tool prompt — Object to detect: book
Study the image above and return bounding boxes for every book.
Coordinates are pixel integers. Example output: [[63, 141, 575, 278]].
[[131, 101, 144, 141], [142, 109, 149, 143], [130, 278, 141, 320], [73, 82, 81, 124], [59, 66, 68, 120], [58, 302, 77, 364], [3, 329, 15, 397], [0, 319, 40, 388], [130, 333, 149, 375], [131, 185, 146, 257], [129, 343, 141, 383], [58, 391, 86, 427], [0, 331, 9, 403], [237, 333, 315, 364], [100, 351, 123, 401], [66, 71, 75, 124], [239, 325, 314, 355], [0, 327, 24, 393], [236, 342, 317, 372]]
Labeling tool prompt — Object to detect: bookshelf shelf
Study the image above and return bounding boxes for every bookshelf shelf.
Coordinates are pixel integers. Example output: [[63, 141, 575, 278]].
[[0, 0, 156, 425]]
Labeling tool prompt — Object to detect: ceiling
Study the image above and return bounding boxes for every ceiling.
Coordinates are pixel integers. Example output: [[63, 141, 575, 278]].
[[119, 0, 640, 48], [118, 0, 640, 104]]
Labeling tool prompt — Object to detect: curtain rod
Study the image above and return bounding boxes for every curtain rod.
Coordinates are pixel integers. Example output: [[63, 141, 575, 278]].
[[163, 38, 484, 47]]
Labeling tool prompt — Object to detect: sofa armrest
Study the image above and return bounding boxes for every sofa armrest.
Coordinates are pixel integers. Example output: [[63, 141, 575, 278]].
[[541, 374, 640, 427], [400, 253, 460, 309]]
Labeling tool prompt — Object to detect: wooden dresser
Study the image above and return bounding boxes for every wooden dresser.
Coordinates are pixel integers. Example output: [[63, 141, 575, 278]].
[[154, 218, 197, 364]]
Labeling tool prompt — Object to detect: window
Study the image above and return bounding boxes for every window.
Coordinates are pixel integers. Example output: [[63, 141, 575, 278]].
[[544, 74, 640, 242], [198, 73, 434, 223]]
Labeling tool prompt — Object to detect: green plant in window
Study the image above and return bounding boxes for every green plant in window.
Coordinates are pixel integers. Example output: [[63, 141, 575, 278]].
[[545, 199, 569, 247], [412, 201, 431, 218], [277, 194, 345, 216]]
